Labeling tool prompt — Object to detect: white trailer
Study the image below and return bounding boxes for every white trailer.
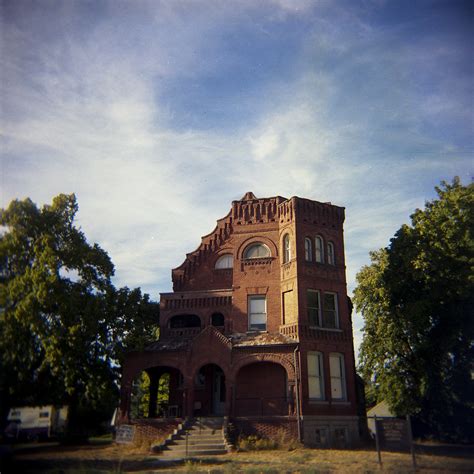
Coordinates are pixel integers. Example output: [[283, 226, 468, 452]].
[[4, 406, 68, 440]]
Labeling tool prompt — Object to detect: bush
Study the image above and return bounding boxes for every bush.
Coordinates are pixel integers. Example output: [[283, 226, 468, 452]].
[[237, 430, 301, 451]]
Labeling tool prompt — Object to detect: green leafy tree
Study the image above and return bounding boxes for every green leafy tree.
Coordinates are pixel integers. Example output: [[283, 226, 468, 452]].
[[354, 178, 474, 441], [0, 194, 159, 433]]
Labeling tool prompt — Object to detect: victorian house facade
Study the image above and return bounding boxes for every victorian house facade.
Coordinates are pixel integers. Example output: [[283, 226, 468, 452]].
[[120, 192, 362, 447]]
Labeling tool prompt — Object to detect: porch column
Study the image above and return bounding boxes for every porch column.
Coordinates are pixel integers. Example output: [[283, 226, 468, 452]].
[[148, 371, 159, 418], [225, 379, 234, 416], [119, 378, 132, 422], [184, 376, 194, 417]]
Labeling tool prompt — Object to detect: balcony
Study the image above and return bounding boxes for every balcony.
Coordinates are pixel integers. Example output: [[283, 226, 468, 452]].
[[279, 323, 347, 341], [160, 327, 202, 340]]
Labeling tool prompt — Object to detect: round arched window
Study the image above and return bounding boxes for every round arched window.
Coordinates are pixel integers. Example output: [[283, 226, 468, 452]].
[[211, 312, 225, 326], [215, 254, 233, 269], [243, 243, 271, 259], [282, 234, 291, 263]]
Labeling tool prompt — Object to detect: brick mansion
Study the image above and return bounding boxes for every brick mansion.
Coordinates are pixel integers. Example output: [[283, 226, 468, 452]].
[[120, 192, 364, 448]]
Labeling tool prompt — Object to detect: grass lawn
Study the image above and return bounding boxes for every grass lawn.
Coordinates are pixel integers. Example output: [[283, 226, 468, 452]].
[[5, 440, 474, 473]]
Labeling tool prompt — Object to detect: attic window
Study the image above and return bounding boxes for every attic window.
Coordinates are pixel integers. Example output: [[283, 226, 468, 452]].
[[243, 243, 271, 259], [215, 254, 233, 269]]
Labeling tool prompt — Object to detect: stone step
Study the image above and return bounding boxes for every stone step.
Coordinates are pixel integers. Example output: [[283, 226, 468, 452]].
[[166, 440, 225, 451], [160, 448, 228, 457], [158, 417, 228, 458], [186, 426, 222, 433], [182, 430, 223, 436], [170, 437, 226, 444]]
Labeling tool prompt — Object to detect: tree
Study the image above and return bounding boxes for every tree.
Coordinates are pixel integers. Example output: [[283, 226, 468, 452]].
[[354, 178, 474, 441], [0, 194, 159, 434]]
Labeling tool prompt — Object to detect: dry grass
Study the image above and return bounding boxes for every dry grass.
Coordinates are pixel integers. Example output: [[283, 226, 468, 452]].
[[8, 441, 474, 473]]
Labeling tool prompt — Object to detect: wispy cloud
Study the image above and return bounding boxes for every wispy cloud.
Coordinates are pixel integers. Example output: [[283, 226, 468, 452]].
[[1, 0, 472, 354]]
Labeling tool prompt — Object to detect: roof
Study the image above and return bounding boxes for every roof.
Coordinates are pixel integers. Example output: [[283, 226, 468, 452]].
[[145, 331, 297, 352], [229, 331, 296, 347], [367, 400, 394, 417]]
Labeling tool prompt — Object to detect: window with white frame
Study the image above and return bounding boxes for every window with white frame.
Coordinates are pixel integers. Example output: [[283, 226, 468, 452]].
[[243, 243, 271, 259], [327, 242, 335, 265], [215, 254, 233, 269], [307, 290, 321, 327], [248, 295, 267, 331], [283, 234, 291, 263], [315, 236, 324, 263], [323, 293, 338, 329], [308, 352, 324, 399], [304, 237, 312, 261], [329, 353, 346, 400]]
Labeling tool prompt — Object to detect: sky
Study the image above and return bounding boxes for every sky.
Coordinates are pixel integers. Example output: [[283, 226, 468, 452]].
[[1, 0, 472, 355]]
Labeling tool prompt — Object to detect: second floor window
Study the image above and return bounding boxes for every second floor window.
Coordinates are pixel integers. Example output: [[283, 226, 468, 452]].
[[307, 290, 320, 327], [323, 293, 338, 329], [248, 295, 267, 331], [308, 291, 339, 329]]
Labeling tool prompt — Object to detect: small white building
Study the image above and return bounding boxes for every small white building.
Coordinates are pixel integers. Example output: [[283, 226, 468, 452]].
[[5, 406, 68, 440], [366, 400, 395, 436]]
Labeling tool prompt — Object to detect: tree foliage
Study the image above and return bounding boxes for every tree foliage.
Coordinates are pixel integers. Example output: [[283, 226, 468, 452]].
[[354, 178, 474, 441], [0, 194, 159, 431]]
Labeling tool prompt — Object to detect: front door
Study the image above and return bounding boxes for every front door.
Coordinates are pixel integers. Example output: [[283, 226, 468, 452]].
[[212, 369, 226, 415]]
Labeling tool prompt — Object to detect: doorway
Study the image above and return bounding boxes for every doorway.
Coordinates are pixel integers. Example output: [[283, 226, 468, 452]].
[[195, 364, 226, 416], [212, 367, 226, 415]]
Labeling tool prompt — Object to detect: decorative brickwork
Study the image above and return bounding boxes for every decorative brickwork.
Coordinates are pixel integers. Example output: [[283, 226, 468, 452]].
[[233, 417, 298, 441], [130, 419, 181, 444], [120, 193, 362, 448]]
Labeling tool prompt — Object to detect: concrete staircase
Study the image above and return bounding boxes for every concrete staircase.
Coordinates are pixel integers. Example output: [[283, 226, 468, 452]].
[[159, 417, 228, 458]]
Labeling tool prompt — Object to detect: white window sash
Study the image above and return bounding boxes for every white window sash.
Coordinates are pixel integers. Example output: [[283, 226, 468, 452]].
[[308, 352, 324, 399], [315, 236, 324, 263], [329, 354, 346, 400]]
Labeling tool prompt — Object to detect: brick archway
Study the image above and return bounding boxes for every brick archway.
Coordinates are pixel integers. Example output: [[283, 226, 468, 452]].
[[231, 353, 295, 383], [233, 360, 291, 416], [120, 353, 188, 421]]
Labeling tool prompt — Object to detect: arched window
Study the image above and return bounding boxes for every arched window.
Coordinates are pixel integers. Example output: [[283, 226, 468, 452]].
[[211, 312, 225, 327], [243, 242, 271, 259], [169, 314, 201, 328], [304, 238, 312, 261], [215, 254, 233, 269], [315, 236, 324, 263], [283, 234, 291, 263], [327, 242, 335, 265]]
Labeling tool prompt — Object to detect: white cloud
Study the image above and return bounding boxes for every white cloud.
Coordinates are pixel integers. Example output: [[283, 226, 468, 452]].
[[1, 0, 472, 357]]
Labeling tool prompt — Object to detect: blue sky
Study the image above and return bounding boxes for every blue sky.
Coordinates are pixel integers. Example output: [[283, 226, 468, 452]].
[[1, 0, 472, 353]]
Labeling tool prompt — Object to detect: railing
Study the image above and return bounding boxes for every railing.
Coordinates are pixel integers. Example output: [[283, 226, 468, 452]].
[[279, 324, 346, 341], [234, 397, 290, 416], [160, 327, 202, 339]]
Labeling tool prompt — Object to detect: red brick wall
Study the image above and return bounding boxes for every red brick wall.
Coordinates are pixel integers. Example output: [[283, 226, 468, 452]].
[[130, 419, 181, 443], [121, 194, 358, 426], [233, 417, 298, 441]]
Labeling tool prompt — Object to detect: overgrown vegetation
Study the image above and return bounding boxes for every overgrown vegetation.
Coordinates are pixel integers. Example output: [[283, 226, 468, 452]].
[[237, 431, 301, 451], [355, 178, 474, 442]]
